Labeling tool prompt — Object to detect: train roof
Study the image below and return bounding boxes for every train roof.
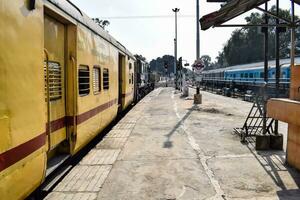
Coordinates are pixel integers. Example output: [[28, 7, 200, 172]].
[[202, 57, 300, 74], [45, 0, 135, 60]]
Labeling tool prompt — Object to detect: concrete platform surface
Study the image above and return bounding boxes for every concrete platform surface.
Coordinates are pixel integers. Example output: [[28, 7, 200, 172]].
[[45, 88, 300, 200]]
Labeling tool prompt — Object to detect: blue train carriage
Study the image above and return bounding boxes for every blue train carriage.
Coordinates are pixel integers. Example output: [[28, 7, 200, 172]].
[[201, 58, 300, 97], [224, 64, 291, 83], [223, 57, 300, 83]]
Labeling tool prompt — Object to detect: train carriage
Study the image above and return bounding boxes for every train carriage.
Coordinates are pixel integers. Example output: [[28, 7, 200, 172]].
[[202, 57, 300, 83], [0, 0, 136, 199], [134, 55, 154, 101]]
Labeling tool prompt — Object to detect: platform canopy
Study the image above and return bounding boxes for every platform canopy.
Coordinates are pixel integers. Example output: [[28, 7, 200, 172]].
[[200, 0, 300, 30]]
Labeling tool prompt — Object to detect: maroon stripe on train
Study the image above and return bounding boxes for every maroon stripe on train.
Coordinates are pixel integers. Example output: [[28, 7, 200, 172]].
[[0, 99, 118, 172], [122, 91, 133, 98], [0, 133, 46, 172], [67, 98, 118, 126], [46, 117, 66, 134], [76, 99, 117, 124]]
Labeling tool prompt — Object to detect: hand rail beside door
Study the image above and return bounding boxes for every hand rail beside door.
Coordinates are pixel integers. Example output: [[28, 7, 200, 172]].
[[44, 48, 51, 151]]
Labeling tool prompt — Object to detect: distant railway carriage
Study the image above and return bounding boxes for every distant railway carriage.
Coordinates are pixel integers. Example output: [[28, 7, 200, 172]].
[[0, 1, 152, 199], [224, 65, 291, 82], [201, 58, 300, 97], [134, 55, 154, 101], [202, 58, 300, 83]]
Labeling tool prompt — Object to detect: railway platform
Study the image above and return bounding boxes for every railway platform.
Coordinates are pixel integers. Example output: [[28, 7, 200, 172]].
[[45, 87, 300, 200]]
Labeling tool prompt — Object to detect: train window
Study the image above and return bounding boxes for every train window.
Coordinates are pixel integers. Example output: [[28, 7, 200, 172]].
[[241, 73, 244, 78], [245, 73, 248, 78], [283, 72, 286, 76], [103, 68, 109, 90], [249, 73, 253, 78], [78, 65, 90, 96], [93, 66, 101, 94], [44, 62, 62, 101], [260, 72, 264, 78]]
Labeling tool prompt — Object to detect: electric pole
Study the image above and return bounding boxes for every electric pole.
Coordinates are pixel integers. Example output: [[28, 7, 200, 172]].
[[196, 0, 200, 60], [173, 8, 180, 89], [196, 0, 200, 95]]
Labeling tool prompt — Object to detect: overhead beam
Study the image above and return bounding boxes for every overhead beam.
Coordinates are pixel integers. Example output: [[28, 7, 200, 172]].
[[215, 24, 291, 28], [206, 0, 227, 2], [255, 6, 292, 24]]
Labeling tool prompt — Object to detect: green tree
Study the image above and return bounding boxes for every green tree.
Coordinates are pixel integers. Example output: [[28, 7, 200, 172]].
[[92, 18, 110, 29], [215, 7, 300, 68], [200, 55, 212, 68], [150, 55, 175, 74]]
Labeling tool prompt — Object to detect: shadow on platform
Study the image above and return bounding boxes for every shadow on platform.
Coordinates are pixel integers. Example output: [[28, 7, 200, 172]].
[[163, 105, 197, 149], [245, 138, 300, 199]]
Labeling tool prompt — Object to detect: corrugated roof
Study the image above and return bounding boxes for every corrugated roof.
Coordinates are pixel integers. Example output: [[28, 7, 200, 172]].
[[46, 0, 135, 59], [200, 0, 269, 30]]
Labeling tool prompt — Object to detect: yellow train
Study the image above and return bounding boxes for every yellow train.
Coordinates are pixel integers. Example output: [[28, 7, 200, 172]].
[[0, 0, 150, 199]]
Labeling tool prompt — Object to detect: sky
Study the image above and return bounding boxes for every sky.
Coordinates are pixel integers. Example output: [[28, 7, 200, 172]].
[[70, 0, 298, 64]]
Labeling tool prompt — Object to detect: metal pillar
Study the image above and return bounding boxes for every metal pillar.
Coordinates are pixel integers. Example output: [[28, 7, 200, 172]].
[[174, 38, 177, 88], [196, 0, 200, 60], [196, 0, 200, 95], [173, 8, 179, 89], [274, 0, 280, 135], [291, 0, 296, 71], [263, 2, 269, 135]]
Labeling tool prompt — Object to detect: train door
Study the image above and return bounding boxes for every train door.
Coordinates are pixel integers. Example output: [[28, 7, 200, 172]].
[[133, 61, 138, 102], [44, 15, 68, 156], [118, 54, 125, 112]]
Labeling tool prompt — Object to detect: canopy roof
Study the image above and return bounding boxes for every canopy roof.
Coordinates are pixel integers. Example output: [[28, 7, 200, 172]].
[[200, 0, 300, 30]]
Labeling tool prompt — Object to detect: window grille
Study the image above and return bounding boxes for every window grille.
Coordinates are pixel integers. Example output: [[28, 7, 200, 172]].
[[44, 62, 62, 101], [79, 65, 90, 96], [93, 67, 101, 93], [103, 68, 109, 90]]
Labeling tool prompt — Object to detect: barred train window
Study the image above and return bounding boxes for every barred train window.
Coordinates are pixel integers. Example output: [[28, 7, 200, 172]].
[[44, 62, 62, 101], [78, 65, 90, 96], [103, 68, 109, 90], [93, 67, 101, 94]]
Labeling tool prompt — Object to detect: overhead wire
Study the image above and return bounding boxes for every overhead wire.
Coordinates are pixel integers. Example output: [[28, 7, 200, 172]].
[[95, 15, 195, 20]]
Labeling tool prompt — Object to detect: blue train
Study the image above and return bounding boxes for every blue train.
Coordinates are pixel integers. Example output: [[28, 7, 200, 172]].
[[224, 64, 290, 82], [202, 57, 300, 83]]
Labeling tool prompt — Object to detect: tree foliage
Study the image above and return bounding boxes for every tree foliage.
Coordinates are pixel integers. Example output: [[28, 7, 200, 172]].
[[92, 18, 110, 29], [211, 6, 300, 69], [150, 55, 175, 74]]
